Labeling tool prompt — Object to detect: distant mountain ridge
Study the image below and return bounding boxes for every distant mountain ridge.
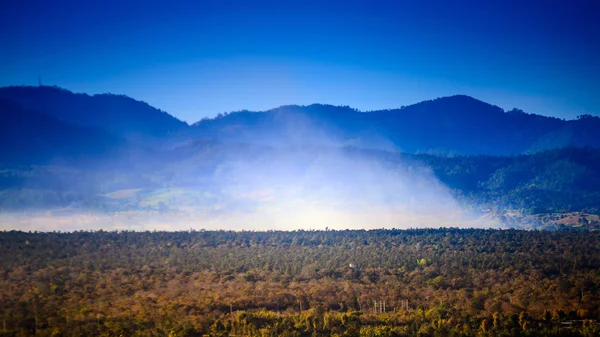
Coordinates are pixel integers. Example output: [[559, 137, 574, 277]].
[[0, 86, 598, 156], [0, 86, 188, 143], [191, 95, 600, 155], [2, 86, 600, 226], [0, 99, 125, 164]]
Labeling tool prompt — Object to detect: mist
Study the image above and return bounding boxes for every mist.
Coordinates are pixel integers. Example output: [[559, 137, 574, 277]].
[[0, 142, 489, 231], [0, 102, 514, 231]]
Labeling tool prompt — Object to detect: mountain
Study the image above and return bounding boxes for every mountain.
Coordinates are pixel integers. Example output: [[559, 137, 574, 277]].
[[191, 95, 600, 155], [190, 104, 388, 149], [1, 87, 599, 225], [369, 95, 556, 154], [416, 147, 600, 214], [0, 86, 188, 143], [1, 86, 597, 155], [371, 95, 600, 154], [0, 99, 125, 164]]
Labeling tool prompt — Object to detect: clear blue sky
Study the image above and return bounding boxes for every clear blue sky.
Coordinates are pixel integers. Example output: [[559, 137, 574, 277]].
[[1, 0, 599, 123]]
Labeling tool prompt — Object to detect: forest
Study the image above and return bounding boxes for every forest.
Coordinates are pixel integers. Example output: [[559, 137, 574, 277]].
[[1, 229, 599, 336]]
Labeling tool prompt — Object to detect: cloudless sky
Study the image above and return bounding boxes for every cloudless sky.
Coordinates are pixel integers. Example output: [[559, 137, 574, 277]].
[[1, 0, 599, 123]]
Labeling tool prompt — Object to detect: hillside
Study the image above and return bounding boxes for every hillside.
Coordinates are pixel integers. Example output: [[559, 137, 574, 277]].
[[416, 147, 600, 215], [1, 86, 597, 155], [0, 86, 188, 143], [0, 99, 125, 164], [2, 144, 599, 230], [192, 96, 600, 155], [1, 87, 599, 228]]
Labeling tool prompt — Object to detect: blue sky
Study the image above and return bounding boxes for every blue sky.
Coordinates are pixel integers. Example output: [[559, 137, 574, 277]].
[[1, 0, 599, 123]]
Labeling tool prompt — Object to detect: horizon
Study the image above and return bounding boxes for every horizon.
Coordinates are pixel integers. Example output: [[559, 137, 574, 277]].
[[2, 0, 599, 122], [1, 84, 588, 124]]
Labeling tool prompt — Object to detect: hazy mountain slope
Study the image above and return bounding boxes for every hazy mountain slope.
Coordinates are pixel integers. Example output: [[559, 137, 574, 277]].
[[368, 95, 567, 154], [526, 114, 600, 153], [191, 104, 380, 148], [192, 95, 600, 155], [0, 99, 126, 164], [2, 140, 599, 217], [1, 87, 599, 224], [416, 147, 600, 213], [0, 86, 188, 143], [1, 86, 597, 155]]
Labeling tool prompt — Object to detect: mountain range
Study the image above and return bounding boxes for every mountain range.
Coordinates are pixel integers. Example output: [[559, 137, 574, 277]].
[[191, 97, 600, 155], [1, 85, 599, 158], [0, 85, 599, 229], [0, 86, 187, 146]]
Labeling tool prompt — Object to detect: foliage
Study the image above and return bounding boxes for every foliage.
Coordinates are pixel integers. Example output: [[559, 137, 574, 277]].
[[1, 229, 599, 336]]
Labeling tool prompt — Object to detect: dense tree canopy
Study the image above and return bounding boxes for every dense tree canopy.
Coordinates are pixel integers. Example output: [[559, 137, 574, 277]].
[[1, 229, 599, 336]]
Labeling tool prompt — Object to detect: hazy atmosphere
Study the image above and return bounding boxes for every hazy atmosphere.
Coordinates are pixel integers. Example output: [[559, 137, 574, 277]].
[[0, 144, 478, 231], [2, 2, 600, 336]]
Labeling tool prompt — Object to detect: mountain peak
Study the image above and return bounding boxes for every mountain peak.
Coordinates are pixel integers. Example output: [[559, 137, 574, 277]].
[[387, 94, 506, 121], [428, 94, 502, 110]]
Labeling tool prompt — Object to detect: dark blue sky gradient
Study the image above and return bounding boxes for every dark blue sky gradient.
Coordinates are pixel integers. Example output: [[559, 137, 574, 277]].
[[1, 0, 599, 122]]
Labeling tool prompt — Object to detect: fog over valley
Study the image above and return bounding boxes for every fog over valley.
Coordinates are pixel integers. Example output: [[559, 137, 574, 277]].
[[0, 144, 482, 231]]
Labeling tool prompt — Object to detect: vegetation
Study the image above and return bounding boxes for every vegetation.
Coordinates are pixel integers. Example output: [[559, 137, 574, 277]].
[[1, 229, 600, 336], [417, 147, 600, 215]]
